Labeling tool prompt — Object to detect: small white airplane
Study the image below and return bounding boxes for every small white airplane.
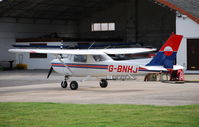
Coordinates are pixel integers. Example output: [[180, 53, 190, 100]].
[[9, 34, 183, 90]]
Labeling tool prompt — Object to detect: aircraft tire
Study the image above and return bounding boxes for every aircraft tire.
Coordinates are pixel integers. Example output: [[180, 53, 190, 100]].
[[100, 79, 108, 88], [61, 81, 67, 88], [70, 81, 78, 90]]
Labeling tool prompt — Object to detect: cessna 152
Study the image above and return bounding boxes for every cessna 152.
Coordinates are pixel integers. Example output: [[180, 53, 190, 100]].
[[9, 34, 183, 90]]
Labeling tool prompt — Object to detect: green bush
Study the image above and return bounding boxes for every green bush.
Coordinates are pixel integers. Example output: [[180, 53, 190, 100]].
[[0, 65, 4, 71]]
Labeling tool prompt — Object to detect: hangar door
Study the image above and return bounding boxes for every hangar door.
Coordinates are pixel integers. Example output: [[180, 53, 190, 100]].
[[187, 39, 199, 70]]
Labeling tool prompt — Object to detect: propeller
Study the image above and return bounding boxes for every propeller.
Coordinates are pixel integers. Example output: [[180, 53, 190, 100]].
[[47, 66, 53, 79]]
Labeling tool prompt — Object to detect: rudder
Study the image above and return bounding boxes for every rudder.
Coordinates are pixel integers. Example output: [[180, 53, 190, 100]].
[[146, 33, 183, 69]]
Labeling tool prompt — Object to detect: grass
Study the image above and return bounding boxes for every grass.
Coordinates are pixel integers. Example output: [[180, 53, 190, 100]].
[[0, 103, 199, 127]]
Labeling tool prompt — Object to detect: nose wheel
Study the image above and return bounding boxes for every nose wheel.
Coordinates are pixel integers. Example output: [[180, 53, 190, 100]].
[[61, 80, 78, 90], [61, 81, 67, 88], [61, 81, 78, 90], [100, 79, 108, 88], [61, 75, 78, 90], [61, 75, 69, 88]]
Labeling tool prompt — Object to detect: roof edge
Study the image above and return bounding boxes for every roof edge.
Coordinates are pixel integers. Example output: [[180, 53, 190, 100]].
[[155, 0, 199, 24]]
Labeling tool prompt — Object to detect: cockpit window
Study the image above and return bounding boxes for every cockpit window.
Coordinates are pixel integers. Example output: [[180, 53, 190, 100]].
[[62, 54, 69, 58], [74, 55, 87, 62], [93, 55, 106, 62]]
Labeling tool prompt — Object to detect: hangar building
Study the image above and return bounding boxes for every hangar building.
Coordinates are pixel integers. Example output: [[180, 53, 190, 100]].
[[0, 0, 198, 73]]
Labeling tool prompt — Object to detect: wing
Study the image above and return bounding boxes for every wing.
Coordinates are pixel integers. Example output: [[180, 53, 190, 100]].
[[100, 48, 156, 54], [8, 49, 104, 55], [8, 48, 156, 55]]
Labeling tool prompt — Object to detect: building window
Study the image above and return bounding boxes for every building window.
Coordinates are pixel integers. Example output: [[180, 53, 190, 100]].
[[29, 43, 47, 58], [91, 23, 115, 31]]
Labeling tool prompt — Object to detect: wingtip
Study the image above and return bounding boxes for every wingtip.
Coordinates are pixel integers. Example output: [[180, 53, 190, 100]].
[[8, 49, 14, 52]]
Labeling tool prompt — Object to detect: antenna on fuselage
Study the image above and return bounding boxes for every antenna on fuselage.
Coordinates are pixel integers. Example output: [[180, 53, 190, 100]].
[[88, 41, 95, 49], [59, 40, 63, 58], [104, 45, 111, 49]]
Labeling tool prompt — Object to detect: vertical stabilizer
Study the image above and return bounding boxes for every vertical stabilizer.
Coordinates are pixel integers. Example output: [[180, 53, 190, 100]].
[[146, 33, 183, 69]]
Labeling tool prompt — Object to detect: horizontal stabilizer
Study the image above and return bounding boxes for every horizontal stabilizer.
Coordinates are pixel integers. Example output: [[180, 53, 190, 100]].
[[139, 65, 184, 72]]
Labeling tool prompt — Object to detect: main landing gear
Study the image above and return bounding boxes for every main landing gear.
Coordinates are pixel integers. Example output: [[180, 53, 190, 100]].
[[99, 79, 108, 88], [70, 81, 78, 90], [61, 76, 78, 90]]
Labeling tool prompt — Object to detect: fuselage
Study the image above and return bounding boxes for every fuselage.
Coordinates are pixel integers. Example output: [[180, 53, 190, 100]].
[[51, 54, 151, 77]]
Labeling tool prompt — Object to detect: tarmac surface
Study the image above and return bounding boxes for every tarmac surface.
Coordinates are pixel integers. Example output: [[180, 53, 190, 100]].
[[0, 70, 199, 106]]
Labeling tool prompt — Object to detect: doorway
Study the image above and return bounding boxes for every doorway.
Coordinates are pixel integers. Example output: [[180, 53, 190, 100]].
[[187, 39, 199, 70]]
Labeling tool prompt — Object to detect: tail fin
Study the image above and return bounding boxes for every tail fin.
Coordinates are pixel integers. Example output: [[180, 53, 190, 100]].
[[146, 33, 183, 69]]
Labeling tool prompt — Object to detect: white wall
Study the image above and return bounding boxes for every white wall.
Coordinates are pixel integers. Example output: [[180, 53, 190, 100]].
[[0, 17, 77, 69], [15, 42, 61, 69], [176, 16, 199, 73]]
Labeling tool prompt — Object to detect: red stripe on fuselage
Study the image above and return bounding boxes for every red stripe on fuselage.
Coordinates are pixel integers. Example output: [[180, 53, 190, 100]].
[[139, 67, 147, 70]]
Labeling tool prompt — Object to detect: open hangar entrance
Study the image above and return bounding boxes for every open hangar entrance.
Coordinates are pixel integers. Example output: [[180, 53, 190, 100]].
[[78, 0, 176, 48], [0, 0, 176, 69]]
